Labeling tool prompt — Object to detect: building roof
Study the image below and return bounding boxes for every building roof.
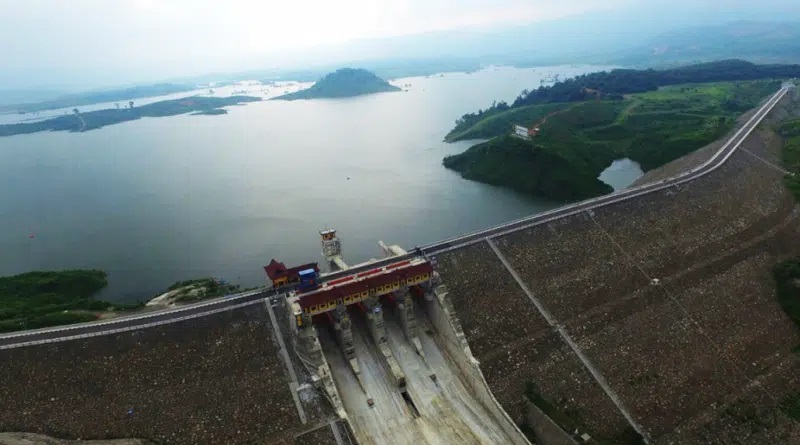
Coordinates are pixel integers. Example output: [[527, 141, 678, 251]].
[[264, 259, 287, 280], [264, 259, 320, 280]]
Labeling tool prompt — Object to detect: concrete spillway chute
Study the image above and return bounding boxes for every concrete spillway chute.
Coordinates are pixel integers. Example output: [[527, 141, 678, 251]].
[[363, 296, 407, 389], [332, 304, 364, 391]]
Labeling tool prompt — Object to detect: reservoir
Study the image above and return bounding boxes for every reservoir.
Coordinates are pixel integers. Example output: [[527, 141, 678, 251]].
[[0, 65, 619, 302], [598, 158, 644, 191]]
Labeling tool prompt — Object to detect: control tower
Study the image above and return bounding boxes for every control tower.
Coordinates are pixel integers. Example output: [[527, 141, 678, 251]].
[[320, 229, 349, 271]]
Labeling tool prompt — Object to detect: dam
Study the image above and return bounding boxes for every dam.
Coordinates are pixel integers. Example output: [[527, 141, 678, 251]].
[[1, 85, 799, 445]]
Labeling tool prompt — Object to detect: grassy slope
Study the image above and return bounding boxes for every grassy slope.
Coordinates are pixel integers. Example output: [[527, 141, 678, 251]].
[[445, 102, 570, 142], [444, 80, 780, 201], [0, 270, 142, 333]]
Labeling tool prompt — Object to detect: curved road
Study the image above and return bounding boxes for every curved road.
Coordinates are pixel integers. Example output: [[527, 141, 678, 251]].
[[0, 86, 790, 349]]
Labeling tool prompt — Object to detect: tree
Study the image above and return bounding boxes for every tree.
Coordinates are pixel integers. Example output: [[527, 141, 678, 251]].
[[72, 108, 79, 115], [129, 101, 134, 109]]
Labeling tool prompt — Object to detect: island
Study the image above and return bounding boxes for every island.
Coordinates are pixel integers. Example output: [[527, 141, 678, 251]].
[[0, 270, 141, 333], [0, 270, 248, 333], [0, 82, 198, 114], [443, 60, 800, 201], [271, 68, 400, 100], [192, 108, 228, 115], [0, 95, 260, 137]]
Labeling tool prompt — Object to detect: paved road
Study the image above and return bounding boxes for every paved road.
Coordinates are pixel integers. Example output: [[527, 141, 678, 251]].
[[0, 86, 789, 349]]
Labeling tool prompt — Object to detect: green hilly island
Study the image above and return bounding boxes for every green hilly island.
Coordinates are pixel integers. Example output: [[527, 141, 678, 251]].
[[273, 68, 400, 100], [444, 60, 796, 201]]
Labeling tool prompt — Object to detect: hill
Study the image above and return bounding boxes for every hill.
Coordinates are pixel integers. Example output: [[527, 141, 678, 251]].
[[444, 80, 780, 201], [448, 60, 800, 140], [272, 68, 400, 100], [613, 21, 800, 67]]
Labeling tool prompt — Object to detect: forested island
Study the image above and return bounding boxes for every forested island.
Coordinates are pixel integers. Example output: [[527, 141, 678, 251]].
[[443, 60, 797, 201], [0, 95, 260, 137], [0, 270, 243, 333], [272, 68, 400, 100], [0, 270, 139, 333]]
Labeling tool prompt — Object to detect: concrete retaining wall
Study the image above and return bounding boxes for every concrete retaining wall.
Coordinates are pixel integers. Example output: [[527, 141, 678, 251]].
[[525, 402, 580, 445], [423, 281, 533, 445]]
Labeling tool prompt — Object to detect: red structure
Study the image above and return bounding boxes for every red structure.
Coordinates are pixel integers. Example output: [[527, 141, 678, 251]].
[[295, 258, 433, 316], [264, 259, 319, 287]]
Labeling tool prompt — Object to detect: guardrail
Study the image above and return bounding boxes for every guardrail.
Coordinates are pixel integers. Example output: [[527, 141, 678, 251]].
[[0, 87, 788, 344], [422, 87, 788, 253]]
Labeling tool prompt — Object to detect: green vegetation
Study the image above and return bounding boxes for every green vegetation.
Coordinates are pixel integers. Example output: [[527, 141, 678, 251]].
[[780, 393, 800, 420], [0, 83, 197, 114], [446, 102, 569, 142], [777, 119, 800, 202], [272, 68, 400, 100], [0, 270, 142, 333], [444, 79, 779, 201], [522, 382, 645, 445], [772, 258, 800, 331], [450, 60, 797, 137], [161, 278, 241, 304], [0, 95, 260, 137]]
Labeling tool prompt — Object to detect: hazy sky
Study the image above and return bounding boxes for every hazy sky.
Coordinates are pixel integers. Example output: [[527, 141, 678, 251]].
[[1, 0, 798, 89]]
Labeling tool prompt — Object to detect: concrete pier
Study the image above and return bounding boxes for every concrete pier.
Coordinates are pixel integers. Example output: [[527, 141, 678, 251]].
[[397, 289, 425, 358], [333, 305, 361, 385], [363, 297, 407, 389], [291, 308, 347, 418]]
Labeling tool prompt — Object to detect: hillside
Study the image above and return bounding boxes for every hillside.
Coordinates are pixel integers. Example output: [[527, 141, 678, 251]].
[[272, 68, 400, 100], [443, 134, 614, 201], [449, 60, 800, 139], [614, 21, 800, 67], [444, 80, 780, 201], [0, 270, 143, 333]]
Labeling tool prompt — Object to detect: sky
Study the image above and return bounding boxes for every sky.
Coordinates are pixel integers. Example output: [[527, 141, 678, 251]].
[[1, 0, 799, 90]]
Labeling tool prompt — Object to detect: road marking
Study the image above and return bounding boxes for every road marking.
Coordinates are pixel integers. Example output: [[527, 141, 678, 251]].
[[431, 87, 787, 256], [264, 299, 307, 424], [1, 88, 788, 347], [0, 299, 263, 350], [486, 238, 651, 444], [0, 288, 271, 340]]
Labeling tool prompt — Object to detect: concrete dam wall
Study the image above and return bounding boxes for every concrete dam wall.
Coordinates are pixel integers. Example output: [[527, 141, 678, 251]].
[[435, 96, 800, 444], [0, 303, 341, 445]]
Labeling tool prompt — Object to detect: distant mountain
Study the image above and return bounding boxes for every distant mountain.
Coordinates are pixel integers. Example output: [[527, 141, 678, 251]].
[[272, 68, 400, 100], [612, 21, 800, 67]]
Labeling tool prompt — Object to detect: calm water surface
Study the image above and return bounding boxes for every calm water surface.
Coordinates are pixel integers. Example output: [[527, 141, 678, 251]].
[[0, 65, 619, 302], [599, 158, 644, 191]]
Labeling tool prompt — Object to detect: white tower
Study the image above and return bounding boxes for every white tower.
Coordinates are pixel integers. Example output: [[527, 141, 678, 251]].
[[320, 229, 348, 271]]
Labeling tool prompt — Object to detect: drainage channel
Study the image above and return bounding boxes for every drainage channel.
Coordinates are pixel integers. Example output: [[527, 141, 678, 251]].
[[401, 390, 421, 418]]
